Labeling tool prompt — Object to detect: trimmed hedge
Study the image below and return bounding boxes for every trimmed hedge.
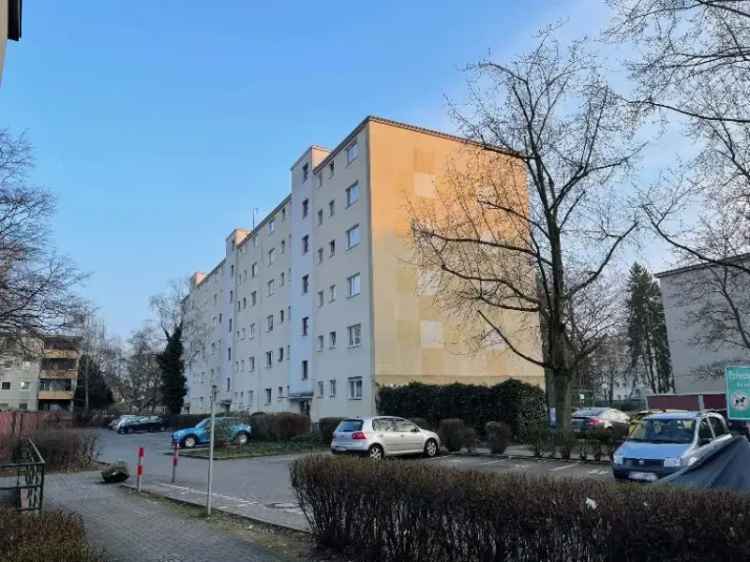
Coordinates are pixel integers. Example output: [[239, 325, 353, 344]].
[[438, 418, 466, 452], [319, 417, 345, 445], [485, 421, 511, 454], [291, 455, 750, 562], [378, 379, 545, 439], [0, 507, 104, 562], [270, 412, 310, 440], [12, 429, 98, 472]]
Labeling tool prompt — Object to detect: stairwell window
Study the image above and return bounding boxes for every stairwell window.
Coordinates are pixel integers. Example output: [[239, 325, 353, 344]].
[[302, 235, 309, 254], [302, 274, 309, 294], [302, 199, 309, 218], [346, 141, 359, 164], [329, 239, 336, 257], [302, 163, 309, 182], [302, 360, 309, 380], [265, 388, 272, 405], [267, 279, 275, 296], [317, 209, 323, 226], [265, 351, 273, 368], [346, 224, 360, 249], [302, 316, 309, 336], [266, 314, 274, 332], [329, 331, 337, 349], [347, 273, 361, 297], [346, 182, 359, 207], [348, 323, 362, 347], [249, 356, 255, 372], [318, 381, 324, 398], [317, 335, 324, 351]]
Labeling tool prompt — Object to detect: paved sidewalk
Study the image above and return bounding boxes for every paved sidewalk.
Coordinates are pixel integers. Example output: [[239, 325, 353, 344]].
[[45, 471, 288, 562]]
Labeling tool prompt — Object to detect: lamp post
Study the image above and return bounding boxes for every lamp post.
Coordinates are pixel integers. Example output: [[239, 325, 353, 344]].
[[206, 383, 217, 515]]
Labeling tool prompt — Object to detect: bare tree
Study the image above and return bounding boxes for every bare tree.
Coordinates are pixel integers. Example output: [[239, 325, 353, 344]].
[[149, 277, 189, 339], [120, 324, 162, 412], [409, 30, 642, 432], [0, 129, 85, 348]]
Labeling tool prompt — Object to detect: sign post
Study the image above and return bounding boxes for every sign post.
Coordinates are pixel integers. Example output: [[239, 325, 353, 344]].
[[136, 447, 144, 492], [725, 366, 750, 421]]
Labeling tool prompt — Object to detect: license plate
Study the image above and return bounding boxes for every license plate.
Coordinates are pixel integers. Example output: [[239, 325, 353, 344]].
[[629, 471, 658, 482], [335, 447, 347, 452]]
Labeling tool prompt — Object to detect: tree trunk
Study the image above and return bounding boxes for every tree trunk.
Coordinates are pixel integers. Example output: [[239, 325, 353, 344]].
[[553, 374, 573, 434]]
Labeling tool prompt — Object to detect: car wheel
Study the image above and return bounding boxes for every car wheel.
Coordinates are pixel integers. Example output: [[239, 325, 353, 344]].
[[368, 444, 384, 460], [181, 436, 197, 449], [120, 427, 129, 435], [424, 439, 438, 458], [235, 432, 249, 446], [160, 425, 166, 432]]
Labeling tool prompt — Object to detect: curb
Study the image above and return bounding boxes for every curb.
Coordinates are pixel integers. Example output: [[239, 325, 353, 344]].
[[120, 482, 311, 535], [448, 451, 612, 466]]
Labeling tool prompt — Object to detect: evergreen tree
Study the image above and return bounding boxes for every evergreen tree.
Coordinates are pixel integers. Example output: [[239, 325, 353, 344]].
[[74, 354, 114, 412], [157, 323, 186, 415], [626, 263, 673, 393]]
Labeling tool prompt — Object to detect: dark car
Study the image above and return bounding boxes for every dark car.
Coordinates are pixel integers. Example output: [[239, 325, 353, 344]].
[[571, 407, 630, 434], [117, 415, 167, 434]]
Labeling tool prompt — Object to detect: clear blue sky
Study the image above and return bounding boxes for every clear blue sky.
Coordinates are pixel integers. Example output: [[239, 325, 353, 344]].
[[2, 1, 631, 339]]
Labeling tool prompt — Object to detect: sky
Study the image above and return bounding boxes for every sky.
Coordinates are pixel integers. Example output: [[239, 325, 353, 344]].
[[1, 0, 672, 340]]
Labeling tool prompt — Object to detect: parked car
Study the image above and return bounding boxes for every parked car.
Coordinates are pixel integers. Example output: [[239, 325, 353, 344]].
[[612, 411, 733, 482], [571, 408, 630, 434], [110, 415, 141, 431], [628, 409, 687, 435], [116, 415, 167, 434], [330, 416, 441, 460], [170, 417, 252, 449]]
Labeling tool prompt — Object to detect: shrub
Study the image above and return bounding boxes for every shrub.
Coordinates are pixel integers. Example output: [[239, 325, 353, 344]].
[[557, 431, 577, 460], [378, 379, 546, 439], [291, 455, 750, 562], [409, 417, 432, 430], [168, 414, 205, 430], [485, 421, 511, 454], [462, 427, 479, 453], [13, 429, 98, 471], [319, 417, 345, 445], [248, 412, 273, 440], [0, 507, 104, 562], [438, 418, 465, 452], [270, 413, 310, 441], [291, 431, 322, 444]]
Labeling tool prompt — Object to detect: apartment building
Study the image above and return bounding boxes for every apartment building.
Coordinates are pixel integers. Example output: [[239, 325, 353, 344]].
[[0, 0, 22, 84], [183, 116, 544, 420], [0, 336, 81, 412]]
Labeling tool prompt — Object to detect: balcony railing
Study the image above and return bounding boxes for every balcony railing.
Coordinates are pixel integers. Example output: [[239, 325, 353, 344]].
[[42, 348, 79, 360], [0, 439, 45, 512], [37, 390, 74, 401]]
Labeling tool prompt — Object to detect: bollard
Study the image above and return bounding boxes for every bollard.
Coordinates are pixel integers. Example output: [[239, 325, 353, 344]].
[[171, 443, 179, 483], [136, 446, 144, 492]]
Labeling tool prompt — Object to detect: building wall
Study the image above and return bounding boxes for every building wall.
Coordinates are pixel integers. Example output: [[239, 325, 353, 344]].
[[0, 0, 7, 82]]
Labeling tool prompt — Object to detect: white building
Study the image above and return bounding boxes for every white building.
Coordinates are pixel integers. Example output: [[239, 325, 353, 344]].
[[183, 117, 544, 420]]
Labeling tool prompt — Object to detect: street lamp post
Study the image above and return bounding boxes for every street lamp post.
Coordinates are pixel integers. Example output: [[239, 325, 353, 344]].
[[206, 383, 217, 516]]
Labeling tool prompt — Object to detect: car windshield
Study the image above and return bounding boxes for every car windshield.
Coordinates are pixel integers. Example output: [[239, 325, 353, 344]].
[[629, 418, 696, 444], [195, 419, 209, 429], [337, 419, 363, 432], [573, 408, 606, 418]]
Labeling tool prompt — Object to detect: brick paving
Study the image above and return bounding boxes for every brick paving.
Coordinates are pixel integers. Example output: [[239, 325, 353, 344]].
[[44, 471, 288, 562]]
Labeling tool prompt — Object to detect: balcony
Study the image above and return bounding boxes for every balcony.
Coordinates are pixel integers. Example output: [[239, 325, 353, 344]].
[[37, 390, 74, 401], [42, 348, 79, 360], [41, 369, 78, 380]]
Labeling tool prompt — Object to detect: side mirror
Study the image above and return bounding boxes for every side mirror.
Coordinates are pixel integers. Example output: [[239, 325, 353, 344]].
[[411, 427, 420, 433]]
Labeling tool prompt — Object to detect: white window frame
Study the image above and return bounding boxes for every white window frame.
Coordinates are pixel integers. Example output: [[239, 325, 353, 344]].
[[346, 141, 359, 164], [348, 376, 363, 400], [346, 182, 359, 207], [348, 323, 362, 347], [346, 224, 360, 250], [347, 273, 361, 297]]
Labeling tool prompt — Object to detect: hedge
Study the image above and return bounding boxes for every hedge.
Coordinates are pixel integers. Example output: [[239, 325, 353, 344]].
[[319, 417, 345, 445], [291, 455, 750, 562], [378, 379, 545, 439], [11, 429, 98, 472], [0, 507, 104, 562]]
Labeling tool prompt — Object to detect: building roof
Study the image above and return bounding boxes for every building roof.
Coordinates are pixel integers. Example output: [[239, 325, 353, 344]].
[[655, 252, 750, 280]]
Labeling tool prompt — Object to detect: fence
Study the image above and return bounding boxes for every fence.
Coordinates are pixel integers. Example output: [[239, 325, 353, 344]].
[[0, 439, 46, 512]]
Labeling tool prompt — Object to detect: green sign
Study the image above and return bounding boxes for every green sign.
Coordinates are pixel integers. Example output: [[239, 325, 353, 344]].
[[725, 366, 750, 421]]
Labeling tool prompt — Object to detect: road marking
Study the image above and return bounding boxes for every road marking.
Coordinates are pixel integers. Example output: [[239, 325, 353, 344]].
[[550, 464, 576, 472]]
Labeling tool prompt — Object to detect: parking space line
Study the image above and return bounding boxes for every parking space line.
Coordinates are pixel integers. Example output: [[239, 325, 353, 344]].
[[549, 464, 576, 472]]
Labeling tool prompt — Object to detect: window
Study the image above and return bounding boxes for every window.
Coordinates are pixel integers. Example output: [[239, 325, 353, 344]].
[[302, 316, 309, 336], [329, 160, 335, 178], [329, 200, 335, 217], [346, 141, 359, 164], [1, 382, 10, 390], [241, 328, 246, 339], [18, 403, 27, 411], [699, 419, 713, 442], [318, 381, 324, 398], [242, 297, 247, 309], [302, 199, 309, 218], [348, 323, 362, 347], [709, 416, 728, 437], [302, 360, 309, 380], [265, 388, 272, 404], [230, 264, 235, 277], [228, 347, 232, 360], [249, 356, 255, 372], [317, 290, 324, 308], [316, 174, 322, 188], [251, 263, 258, 278], [302, 274, 309, 294], [302, 235, 310, 255], [329, 379, 337, 398], [278, 386, 284, 399], [266, 314, 274, 332], [346, 224, 361, 249], [268, 248, 276, 266], [329, 239, 336, 257], [346, 182, 360, 207], [348, 377, 363, 399], [329, 284, 336, 302], [278, 347, 284, 362], [268, 218, 275, 234], [302, 163, 309, 182], [249, 323, 256, 338], [316, 248, 323, 264], [317, 335, 324, 351], [347, 273, 361, 297], [228, 318, 232, 332], [279, 309, 285, 324], [281, 239, 286, 254], [282, 206, 286, 221], [329, 331, 337, 348], [267, 279, 275, 296], [317, 209, 323, 226], [265, 351, 273, 369], [226, 377, 231, 392], [229, 290, 234, 303], [251, 291, 257, 306]]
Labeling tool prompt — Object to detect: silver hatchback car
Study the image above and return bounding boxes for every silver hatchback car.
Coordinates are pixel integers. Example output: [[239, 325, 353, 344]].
[[330, 417, 441, 459]]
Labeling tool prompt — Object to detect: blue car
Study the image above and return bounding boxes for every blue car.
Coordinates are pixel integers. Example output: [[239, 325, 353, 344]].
[[171, 417, 252, 449]]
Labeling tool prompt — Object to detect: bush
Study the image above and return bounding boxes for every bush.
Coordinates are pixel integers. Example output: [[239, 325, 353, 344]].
[[291, 431, 322, 444], [168, 414, 205, 430], [378, 379, 546, 439], [462, 427, 479, 453], [13, 429, 98, 471], [409, 417, 432, 430], [291, 455, 750, 562], [271, 413, 311, 441], [438, 418, 465, 452], [0, 507, 104, 562], [485, 421, 511, 454], [248, 412, 273, 440], [319, 417, 345, 445]]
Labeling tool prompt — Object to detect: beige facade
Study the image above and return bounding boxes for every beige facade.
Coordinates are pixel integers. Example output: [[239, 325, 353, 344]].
[[183, 117, 544, 420], [0, 0, 21, 84], [0, 336, 81, 412]]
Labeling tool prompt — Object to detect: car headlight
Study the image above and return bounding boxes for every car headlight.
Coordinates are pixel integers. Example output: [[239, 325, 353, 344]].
[[687, 456, 699, 466], [663, 457, 681, 467], [613, 454, 624, 465]]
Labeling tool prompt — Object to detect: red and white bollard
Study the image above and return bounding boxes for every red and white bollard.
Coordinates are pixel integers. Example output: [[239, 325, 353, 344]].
[[171, 443, 179, 483], [136, 446, 144, 492]]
